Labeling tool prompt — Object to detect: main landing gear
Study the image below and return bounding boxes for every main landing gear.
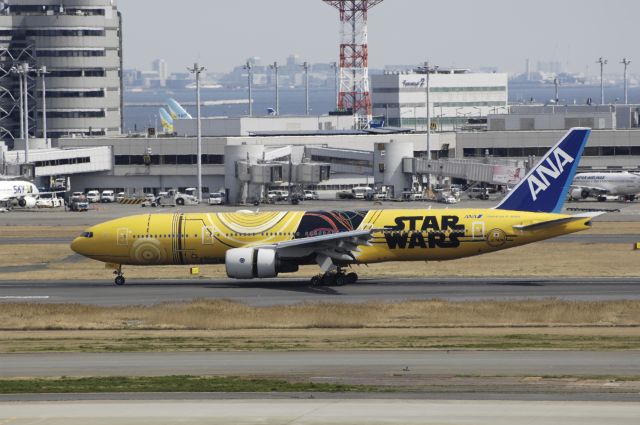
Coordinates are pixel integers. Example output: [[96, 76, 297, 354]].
[[114, 265, 126, 286], [310, 269, 358, 287]]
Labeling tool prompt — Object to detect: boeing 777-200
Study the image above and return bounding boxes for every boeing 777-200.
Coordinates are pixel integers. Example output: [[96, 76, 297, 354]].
[[72, 128, 598, 286]]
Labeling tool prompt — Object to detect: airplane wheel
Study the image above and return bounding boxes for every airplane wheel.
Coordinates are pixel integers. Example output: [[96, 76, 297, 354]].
[[310, 275, 321, 286], [346, 272, 358, 284], [115, 276, 126, 286], [335, 274, 347, 287], [322, 274, 336, 286]]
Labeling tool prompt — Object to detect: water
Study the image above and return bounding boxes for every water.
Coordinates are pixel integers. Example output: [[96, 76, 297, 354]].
[[124, 88, 336, 132], [124, 85, 640, 132]]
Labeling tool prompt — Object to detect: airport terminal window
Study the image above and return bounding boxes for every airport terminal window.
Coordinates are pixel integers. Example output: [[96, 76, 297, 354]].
[[34, 157, 90, 167], [202, 155, 224, 164], [115, 155, 224, 166], [37, 49, 105, 57], [43, 90, 105, 98], [10, 6, 106, 15], [40, 110, 105, 119], [433, 101, 505, 108], [310, 155, 372, 168], [616, 147, 631, 156], [26, 29, 105, 37], [84, 69, 106, 77], [601, 147, 616, 156]]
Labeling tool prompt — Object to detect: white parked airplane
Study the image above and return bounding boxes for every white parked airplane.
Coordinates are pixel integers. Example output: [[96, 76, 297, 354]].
[[571, 172, 640, 202], [0, 179, 39, 209]]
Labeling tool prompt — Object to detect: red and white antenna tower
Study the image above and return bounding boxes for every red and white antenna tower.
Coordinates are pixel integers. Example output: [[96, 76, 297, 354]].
[[323, 0, 383, 127]]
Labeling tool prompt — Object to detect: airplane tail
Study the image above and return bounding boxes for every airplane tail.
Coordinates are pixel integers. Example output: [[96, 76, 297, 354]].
[[495, 128, 591, 213]]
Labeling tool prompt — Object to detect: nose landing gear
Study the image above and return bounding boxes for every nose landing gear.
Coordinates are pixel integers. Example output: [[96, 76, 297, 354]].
[[114, 265, 126, 286]]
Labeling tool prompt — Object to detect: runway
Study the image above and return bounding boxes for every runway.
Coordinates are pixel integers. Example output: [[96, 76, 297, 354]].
[[2, 350, 638, 378], [0, 277, 638, 306], [2, 399, 639, 425]]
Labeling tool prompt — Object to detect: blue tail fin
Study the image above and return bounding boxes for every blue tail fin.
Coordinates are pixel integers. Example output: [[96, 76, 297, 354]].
[[495, 128, 591, 213]]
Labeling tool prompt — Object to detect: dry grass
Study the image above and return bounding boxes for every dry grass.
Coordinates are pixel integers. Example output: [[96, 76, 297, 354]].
[[2, 327, 640, 353], [0, 244, 73, 267], [2, 299, 640, 331], [0, 226, 85, 239]]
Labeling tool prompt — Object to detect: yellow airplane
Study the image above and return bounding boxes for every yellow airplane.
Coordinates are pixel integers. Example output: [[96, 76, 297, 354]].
[[72, 128, 597, 286]]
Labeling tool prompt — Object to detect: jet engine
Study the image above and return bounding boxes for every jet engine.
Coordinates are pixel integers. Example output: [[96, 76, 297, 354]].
[[570, 189, 589, 200], [225, 248, 298, 279], [17, 196, 37, 208]]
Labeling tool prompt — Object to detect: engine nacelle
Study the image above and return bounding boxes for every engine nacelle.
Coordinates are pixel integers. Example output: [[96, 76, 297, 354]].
[[18, 196, 37, 208], [225, 248, 279, 279], [570, 188, 589, 200]]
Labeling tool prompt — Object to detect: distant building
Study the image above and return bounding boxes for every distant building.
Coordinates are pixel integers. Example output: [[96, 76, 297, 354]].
[[152, 59, 168, 86], [372, 68, 508, 131], [488, 105, 640, 131], [0, 0, 123, 144]]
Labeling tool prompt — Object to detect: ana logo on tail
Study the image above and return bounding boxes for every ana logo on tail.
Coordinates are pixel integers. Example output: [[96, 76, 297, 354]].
[[495, 127, 591, 213], [527, 147, 574, 201]]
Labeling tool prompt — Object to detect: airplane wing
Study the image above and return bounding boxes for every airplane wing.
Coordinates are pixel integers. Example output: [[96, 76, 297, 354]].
[[513, 212, 605, 231], [249, 229, 374, 272]]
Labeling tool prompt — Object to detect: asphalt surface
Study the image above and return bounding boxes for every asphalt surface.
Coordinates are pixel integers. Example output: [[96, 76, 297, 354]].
[[3, 399, 640, 425], [0, 277, 638, 306], [2, 350, 637, 378]]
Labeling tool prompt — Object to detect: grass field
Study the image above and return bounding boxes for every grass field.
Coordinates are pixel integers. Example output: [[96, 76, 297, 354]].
[[2, 327, 639, 353], [0, 376, 375, 394], [3, 299, 640, 330], [1, 299, 640, 353]]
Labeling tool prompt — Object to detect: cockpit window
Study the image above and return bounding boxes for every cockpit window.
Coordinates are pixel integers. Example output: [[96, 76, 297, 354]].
[[81, 232, 94, 238]]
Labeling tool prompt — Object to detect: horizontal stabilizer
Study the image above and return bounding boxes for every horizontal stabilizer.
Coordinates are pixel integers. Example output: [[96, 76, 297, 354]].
[[513, 212, 605, 231]]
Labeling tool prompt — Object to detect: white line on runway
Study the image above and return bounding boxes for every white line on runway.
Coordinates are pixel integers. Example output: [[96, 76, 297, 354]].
[[0, 296, 50, 300]]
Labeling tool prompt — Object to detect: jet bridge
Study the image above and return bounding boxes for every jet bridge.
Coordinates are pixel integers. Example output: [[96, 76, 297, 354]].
[[407, 157, 526, 186]]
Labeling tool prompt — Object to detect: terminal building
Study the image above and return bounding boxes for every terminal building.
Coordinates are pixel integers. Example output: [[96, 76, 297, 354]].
[[371, 68, 508, 131], [0, 0, 123, 146]]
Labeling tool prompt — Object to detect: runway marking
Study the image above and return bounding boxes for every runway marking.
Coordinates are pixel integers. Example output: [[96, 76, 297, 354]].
[[0, 296, 50, 300]]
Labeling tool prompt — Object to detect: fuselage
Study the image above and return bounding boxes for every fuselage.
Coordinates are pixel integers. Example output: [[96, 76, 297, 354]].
[[71, 209, 593, 267], [573, 172, 640, 196], [0, 180, 39, 202]]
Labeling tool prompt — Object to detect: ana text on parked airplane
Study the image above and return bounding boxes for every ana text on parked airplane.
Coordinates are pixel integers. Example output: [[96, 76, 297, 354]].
[[72, 128, 599, 286]]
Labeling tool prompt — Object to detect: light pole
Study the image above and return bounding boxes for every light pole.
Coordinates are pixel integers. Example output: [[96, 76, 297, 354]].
[[596, 57, 608, 105], [187, 62, 206, 203], [11, 63, 32, 163], [553, 77, 560, 104], [243, 61, 253, 116], [17, 66, 24, 140], [330, 61, 339, 110], [301, 61, 310, 116], [38, 66, 48, 146], [621, 58, 631, 105], [270, 62, 279, 115]]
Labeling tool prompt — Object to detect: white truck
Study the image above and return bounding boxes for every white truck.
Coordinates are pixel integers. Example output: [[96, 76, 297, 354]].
[[142, 189, 199, 208]]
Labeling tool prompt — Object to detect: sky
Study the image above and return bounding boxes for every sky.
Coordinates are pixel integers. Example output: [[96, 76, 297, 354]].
[[118, 0, 639, 76]]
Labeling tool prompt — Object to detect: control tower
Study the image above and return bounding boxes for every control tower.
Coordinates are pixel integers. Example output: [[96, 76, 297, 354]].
[[322, 0, 384, 128]]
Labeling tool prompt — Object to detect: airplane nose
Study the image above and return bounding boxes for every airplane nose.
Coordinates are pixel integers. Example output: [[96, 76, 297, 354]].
[[70, 237, 84, 255]]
